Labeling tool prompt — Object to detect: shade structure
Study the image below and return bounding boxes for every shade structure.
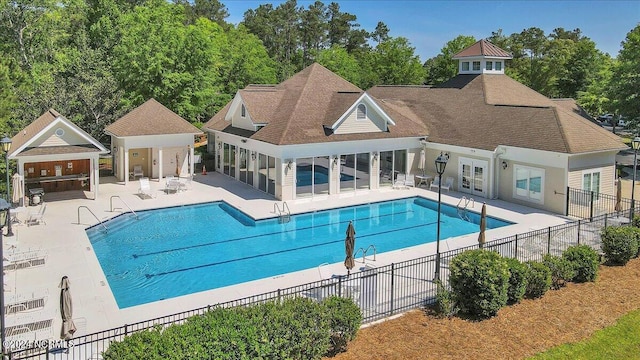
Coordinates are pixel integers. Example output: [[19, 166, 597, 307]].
[[60, 276, 77, 340], [478, 203, 487, 248], [11, 173, 23, 205], [418, 149, 426, 175], [344, 221, 356, 275], [615, 177, 622, 212]]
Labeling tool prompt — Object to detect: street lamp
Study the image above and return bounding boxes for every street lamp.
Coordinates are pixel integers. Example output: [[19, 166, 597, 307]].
[[0, 136, 11, 237], [630, 137, 640, 221], [0, 198, 10, 357], [434, 152, 448, 281]]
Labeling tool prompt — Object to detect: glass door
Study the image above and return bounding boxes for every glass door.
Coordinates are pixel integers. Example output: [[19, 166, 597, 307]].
[[458, 158, 487, 197]]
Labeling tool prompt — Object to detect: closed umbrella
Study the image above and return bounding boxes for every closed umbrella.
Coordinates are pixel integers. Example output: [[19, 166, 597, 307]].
[[418, 149, 426, 175], [478, 203, 487, 248], [11, 173, 23, 205], [344, 221, 356, 276], [60, 276, 77, 340], [615, 177, 622, 212]]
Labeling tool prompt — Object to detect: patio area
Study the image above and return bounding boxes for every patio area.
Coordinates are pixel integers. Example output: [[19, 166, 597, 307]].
[[4, 173, 571, 341]]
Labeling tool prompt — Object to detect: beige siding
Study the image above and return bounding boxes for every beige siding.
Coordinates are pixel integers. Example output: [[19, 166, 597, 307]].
[[34, 124, 89, 147], [334, 104, 385, 134], [231, 103, 256, 132], [568, 165, 615, 196], [497, 161, 566, 214]]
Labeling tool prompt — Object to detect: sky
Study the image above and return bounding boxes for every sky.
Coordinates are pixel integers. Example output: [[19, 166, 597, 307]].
[[223, 0, 639, 61]]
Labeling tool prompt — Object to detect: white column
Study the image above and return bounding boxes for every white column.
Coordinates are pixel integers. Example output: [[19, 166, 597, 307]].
[[189, 146, 195, 176], [124, 149, 130, 186], [93, 157, 99, 200], [158, 147, 163, 182]]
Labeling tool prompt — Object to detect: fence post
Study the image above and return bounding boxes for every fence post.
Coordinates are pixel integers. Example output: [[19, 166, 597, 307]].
[[125, 324, 128, 336], [565, 186, 570, 216], [277, 288, 281, 301], [604, 213, 608, 228], [589, 191, 595, 221], [547, 227, 551, 255], [338, 276, 342, 297], [390, 263, 395, 316], [514, 234, 518, 259], [577, 220, 581, 245]]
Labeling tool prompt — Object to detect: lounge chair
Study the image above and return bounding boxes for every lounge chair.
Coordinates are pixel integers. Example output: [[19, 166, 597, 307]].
[[165, 177, 180, 194], [405, 174, 415, 187], [138, 178, 155, 199], [429, 177, 441, 191], [393, 173, 408, 189], [5, 312, 54, 352], [132, 165, 144, 179], [5, 289, 48, 315], [3, 249, 47, 271], [26, 203, 46, 226], [430, 176, 454, 192]]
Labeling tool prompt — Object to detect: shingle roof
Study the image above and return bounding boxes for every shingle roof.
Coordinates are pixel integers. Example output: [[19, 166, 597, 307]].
[[453, 39, 513, 59], [17, 145, 101, 157], [11, 109, 61, 153], [105, 98, 202, 137], [204, 63, 429, 145], [368, 74, 626, 154]]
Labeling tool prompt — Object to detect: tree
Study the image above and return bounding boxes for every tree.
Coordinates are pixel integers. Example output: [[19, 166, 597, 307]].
[[316, 45, 361, 86], [371, 21, 389, 44], [368, 37, 425, 87], [299, 1, 328, 66], [423, 35, 476, 85], [609, 25, 640, 124]]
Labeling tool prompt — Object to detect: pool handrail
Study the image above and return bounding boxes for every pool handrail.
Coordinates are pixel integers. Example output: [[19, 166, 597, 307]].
[[78, 206, 108, 233], [110, 195, 139, 220]]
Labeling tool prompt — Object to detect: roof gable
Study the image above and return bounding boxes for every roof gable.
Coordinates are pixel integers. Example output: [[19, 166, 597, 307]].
[[105, 98, 201, 137], [330, 93, 396, 134], [453, 39, 513, 59], [10, 109, 108, 157]]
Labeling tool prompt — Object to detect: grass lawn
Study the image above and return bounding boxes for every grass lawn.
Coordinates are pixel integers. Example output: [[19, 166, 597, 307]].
[[327, 257, 640, 360], [529, 308, 640, 359]]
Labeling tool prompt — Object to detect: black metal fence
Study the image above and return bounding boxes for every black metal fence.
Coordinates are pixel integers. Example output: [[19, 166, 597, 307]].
[[8, 193, 634, 359], [566, 186, 640, 220]]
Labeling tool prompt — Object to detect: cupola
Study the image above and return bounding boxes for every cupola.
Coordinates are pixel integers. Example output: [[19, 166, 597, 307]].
[[453, 39, 512, 75]]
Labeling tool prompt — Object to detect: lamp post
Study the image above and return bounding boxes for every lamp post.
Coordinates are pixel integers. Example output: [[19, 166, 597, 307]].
[[0, 198, 10, 357], [630, 137, 640, 221], [0, 136, 11, 237], [434, 152, 448, 281]]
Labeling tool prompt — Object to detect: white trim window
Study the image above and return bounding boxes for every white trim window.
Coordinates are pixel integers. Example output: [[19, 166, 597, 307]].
[[513, 165, 544, 204], [462, 62, 470, 71], [472, 61, 481, 71], [356, 104, 367, 120], [486, 61, 493, 70], [582, 169, 601, 193], [495, 61, 502, 71], [241, 104, 246, 118]]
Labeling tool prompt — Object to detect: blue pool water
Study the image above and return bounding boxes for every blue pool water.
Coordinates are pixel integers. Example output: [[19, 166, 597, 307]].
[[296, 165, 355, 186], [87, 197, 513, 308]]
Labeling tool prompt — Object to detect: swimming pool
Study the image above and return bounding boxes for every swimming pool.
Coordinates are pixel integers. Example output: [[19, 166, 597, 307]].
[[296, 165, 355, 186], [87, 197, 512, 308]]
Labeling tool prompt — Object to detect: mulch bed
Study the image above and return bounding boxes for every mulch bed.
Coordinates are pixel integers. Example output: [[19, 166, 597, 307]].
[[328, 257, 640, 360]]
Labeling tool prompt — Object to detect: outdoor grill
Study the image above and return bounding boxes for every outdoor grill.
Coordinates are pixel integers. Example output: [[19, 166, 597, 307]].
[[28, 188, 44, 206]]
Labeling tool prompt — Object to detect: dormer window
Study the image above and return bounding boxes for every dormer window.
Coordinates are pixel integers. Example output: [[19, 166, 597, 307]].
[[473, 61, 480, 71], [357, 104, 367, 120], [241, 104, 246, 118], [486, 61, 493, 71], [495, 62, 502, 71], [462, 62, 469, 71]]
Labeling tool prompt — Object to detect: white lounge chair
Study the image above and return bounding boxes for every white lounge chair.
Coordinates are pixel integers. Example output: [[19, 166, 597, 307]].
[[165, 177, 180, 194], [393, 173, 408, 189], [138, 178, 155, 199], [26, 203, 46, 226], [429, 176, 454, 192], [405, 174, 415, 187], [429, 177, 441, 191], [5, 289, 48, 315], [3, 249, 47, 271], [132, 165, 144, 179]]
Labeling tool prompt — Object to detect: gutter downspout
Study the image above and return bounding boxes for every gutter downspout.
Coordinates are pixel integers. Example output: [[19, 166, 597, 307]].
[[492, 146, 506, 199]]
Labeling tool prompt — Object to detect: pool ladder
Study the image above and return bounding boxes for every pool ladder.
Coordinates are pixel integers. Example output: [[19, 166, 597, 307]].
[[354, 245, 377, 263], [457, 196, 474, 221], [274, 202, 291, 223], [110, 195, 139, 219], [77, 206, 108, 233]]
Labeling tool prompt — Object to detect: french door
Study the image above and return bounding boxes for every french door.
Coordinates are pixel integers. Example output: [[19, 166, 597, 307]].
[[459, 158, 488, 197]]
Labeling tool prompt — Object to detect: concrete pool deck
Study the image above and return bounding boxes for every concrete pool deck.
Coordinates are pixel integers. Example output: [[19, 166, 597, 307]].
[[5, 173, 572, 338]]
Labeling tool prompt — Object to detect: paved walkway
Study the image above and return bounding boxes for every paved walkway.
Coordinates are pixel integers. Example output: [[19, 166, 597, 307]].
[[5, 173, 571, 339]]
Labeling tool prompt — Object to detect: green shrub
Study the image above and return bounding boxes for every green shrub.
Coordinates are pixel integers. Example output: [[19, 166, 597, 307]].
[[102, 326, 164, 360], [601, 226, 640, 265], [322, 296, 362, 355], [503, 257, 529, 304], [542, 254, 575, 290], [632, 214, 640, 228], [433, 280, 458, 318], [524, 261, 552, 299], [563, 245, 600, 282], [449, 249, 509, 319]]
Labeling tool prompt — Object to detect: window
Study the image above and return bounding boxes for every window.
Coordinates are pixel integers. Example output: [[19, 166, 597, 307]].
[[495, 61, 502, 71], [472, 61, 480, 71], [356, 104, 367, 120], [462, 62, 469, 71], [582, 170, 601, 193], [486, 61, 493, 70], [514, 165, 544, 203], [241, 104, 246, 118]]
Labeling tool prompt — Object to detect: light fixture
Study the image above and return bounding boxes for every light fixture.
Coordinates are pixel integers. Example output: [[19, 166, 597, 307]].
[[218, 142, 222, 149], [251, 152, 256, 161], [501, 160, 508, 170], [630, 137, 640, 220], [241, 139, 247, 143], [373, 152, 378, 161], [434, 152, 448, 282], [333, 156, 339, 167], [287, 160, 293, 170], [0, 197, 10, 350]]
